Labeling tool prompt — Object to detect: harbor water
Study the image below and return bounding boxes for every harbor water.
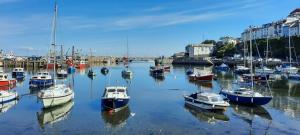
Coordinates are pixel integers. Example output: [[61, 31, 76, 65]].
[[0, 62, 300, 135]]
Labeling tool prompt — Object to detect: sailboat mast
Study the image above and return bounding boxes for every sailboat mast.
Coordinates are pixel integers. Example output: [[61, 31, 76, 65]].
[[266, 35, 269, 65], [243, 37, 246, 67], [249, 27, 254, 90], [52, 2, 58, 85], [288, 26, 292, 72]]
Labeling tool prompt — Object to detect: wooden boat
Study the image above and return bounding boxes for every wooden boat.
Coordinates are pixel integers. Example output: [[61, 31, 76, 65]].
[[0, 72, 16, 87], [102, 86, 130, 112], [184, 92, 229, 110]]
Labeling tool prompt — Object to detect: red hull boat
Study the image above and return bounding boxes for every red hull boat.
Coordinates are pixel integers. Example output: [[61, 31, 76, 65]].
[[189, 74, 213, 82]]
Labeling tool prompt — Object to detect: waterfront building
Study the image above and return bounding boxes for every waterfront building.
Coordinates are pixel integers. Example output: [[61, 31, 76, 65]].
[[242, 8, 300, 41], [185, 43, 214, 58], [220, 36, 237, 45]]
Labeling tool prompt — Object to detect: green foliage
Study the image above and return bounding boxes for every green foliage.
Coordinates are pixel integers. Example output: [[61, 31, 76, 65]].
[[215, 43, 235, 58], [202, 40, 216, 45]]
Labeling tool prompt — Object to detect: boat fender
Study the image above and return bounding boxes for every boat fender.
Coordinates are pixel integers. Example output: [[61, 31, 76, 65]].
[[212, 104, 215, 108], [251, 98, 253, 103], [236, 97, 238, 101]]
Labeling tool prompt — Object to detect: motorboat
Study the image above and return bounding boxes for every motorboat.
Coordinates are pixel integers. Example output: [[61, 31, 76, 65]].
[[0, 72, 17, 87], [255, 66, 274, 74], [57, 69, 68, 78], [12, 68, 25, 79], [101, 86, 130, 112], [121, 69, 133, 77], [215, 63, 230, 72], [235, 65, 250, 74], [184, 92, 229, 110], [29, 71, 53, 88], [189, 71, 213, 82]]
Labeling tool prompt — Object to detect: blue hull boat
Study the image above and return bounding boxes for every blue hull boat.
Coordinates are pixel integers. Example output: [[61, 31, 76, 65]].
[[29, 79, 54, 88], [67, 66, 76, 73], [220, 90, 272, 105], [102, 98, 129, 111]]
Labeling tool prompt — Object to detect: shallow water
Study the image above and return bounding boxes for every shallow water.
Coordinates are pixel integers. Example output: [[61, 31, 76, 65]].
[[0, 62, 300, 135]]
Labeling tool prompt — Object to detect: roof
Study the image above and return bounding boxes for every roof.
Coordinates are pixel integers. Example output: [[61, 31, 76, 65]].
[[290, 8, 300, 15], [186, 43, 214, 48]]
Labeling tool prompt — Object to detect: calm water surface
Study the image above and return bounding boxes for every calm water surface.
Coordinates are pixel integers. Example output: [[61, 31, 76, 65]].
[[0, 62, 300, 135]]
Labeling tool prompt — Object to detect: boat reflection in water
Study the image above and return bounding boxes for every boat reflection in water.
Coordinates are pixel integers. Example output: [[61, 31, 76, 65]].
[[231, 104, 272, 134], [188, 80, 213, 89], [37, 101, 74, 128], [184, 104, 229, 124], [101, 106, 131, 128], [0, 99, 18, 114]]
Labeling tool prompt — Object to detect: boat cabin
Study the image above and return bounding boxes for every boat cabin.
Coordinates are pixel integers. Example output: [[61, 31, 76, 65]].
[[13, 68, 24, 72], [0, 73, 8, 80]]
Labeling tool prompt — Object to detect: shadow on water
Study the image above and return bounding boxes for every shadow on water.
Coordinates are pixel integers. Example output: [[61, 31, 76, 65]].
[[101, 106, 131, 128], [184, 103, 229, 124], [231, 104, 272, 135], [37, 100, 74, 129]]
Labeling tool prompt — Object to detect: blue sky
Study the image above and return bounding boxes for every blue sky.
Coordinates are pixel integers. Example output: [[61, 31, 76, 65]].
[[0, 0, 300, 57]]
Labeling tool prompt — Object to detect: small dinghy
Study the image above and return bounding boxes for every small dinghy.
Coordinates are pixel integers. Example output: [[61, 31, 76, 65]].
[[184, 92, 229, 110], [101, 67, 109, 75]]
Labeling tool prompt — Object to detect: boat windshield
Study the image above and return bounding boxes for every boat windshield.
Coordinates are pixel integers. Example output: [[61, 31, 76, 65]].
[[117, 89, 125, 92], [107, 89, 116, 93], [210, 96, 223, 102]]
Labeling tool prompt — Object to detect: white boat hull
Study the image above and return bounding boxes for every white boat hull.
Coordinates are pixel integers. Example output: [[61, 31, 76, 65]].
[[41, 93, 74, 108]]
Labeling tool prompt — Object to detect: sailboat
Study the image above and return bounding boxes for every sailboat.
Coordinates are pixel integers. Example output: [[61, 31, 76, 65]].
[[284, 26, 300, 81], [87, 49, 96, 77], [235, 39, 250, 74], [220, 27, 272, 105], [37, 2, 74, 108], [121, 37, 133, 78], [255, 35, 275, 74]]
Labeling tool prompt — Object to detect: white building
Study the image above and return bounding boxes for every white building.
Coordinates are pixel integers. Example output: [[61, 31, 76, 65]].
[[185, 44, 214, 57], [242, 8, 300, 41], [220, 36, 237, 45]]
